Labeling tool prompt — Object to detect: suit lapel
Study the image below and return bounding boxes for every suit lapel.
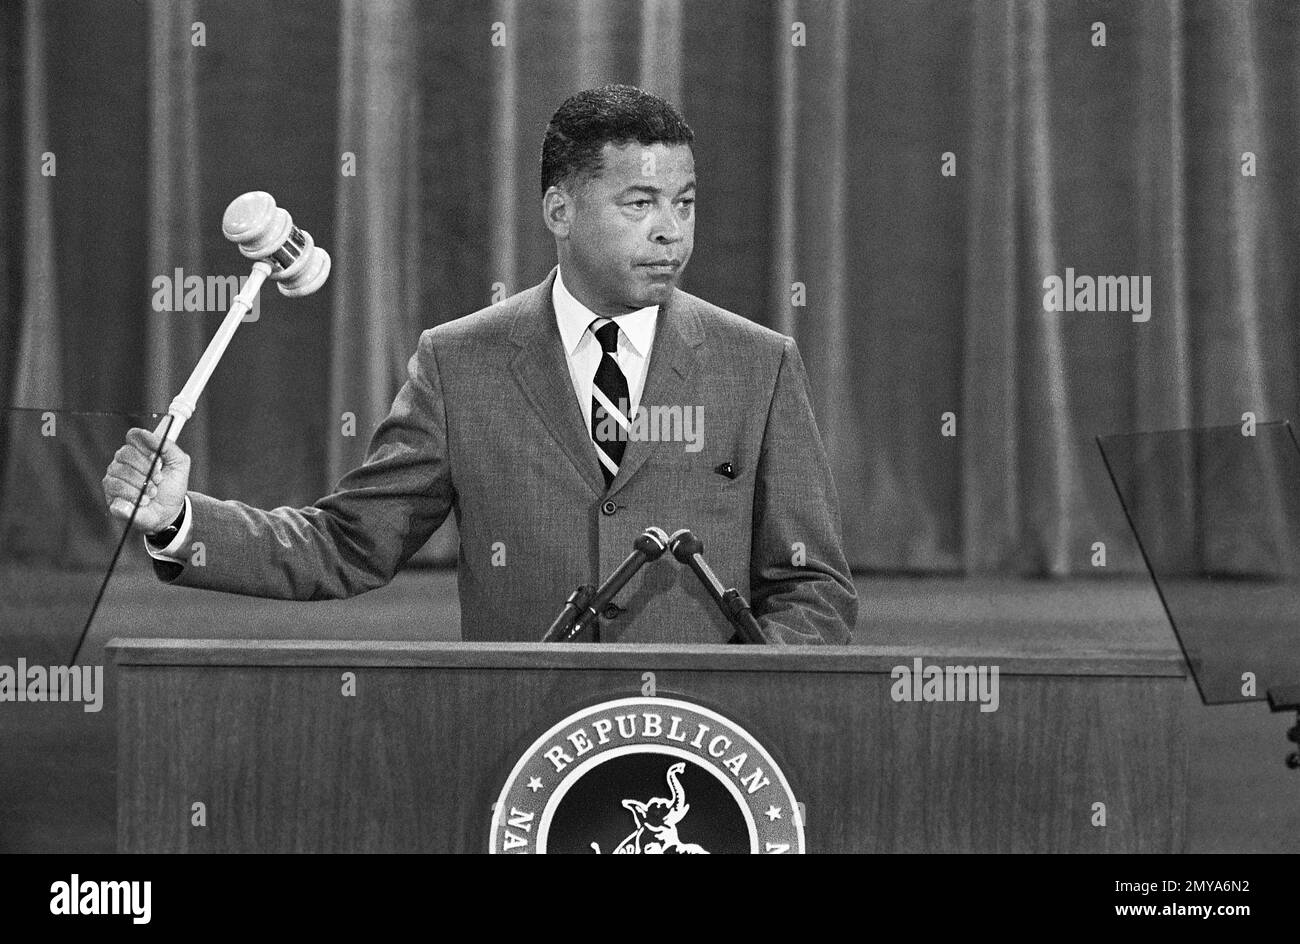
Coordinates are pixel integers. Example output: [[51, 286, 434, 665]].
[[509, 269, 607, 496], [607, 289, 702, 496], [508, 268, 704, 497]]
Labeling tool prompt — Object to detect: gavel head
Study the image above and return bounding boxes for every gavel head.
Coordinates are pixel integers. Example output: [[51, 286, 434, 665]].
[[221, 191, 331, 297]]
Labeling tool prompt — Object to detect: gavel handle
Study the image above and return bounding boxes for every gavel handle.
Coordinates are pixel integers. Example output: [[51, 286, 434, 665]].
[[153, 260, 274, 443]]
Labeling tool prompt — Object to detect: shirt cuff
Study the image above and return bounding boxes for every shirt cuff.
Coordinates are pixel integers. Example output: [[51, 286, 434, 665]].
[[143, 494, 194, 562]]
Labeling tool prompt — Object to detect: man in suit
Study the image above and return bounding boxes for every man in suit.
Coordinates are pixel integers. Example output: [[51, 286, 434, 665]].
[[102, 84, 856, 644]]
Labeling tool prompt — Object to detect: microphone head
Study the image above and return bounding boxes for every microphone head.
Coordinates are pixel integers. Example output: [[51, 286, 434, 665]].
[[222, 191, 331, 297], [669, 528, 704, 562], [634, 526, 671, 559]]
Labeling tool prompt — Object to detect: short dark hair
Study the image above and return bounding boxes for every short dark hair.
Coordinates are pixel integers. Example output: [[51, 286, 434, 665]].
[[540, 84, 694, 195]]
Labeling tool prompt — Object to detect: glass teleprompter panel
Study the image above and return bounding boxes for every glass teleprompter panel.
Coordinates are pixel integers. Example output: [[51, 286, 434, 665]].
[[1099, 420, 1300, 705]]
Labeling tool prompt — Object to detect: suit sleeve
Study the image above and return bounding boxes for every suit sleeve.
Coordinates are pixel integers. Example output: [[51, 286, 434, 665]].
[[151, 329, 455, 600], [748, 336, 858, 644]]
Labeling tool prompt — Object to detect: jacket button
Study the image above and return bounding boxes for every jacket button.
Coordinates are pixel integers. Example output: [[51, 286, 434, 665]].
[[601, 500, 618, 515], [603, 603, 623, 619]]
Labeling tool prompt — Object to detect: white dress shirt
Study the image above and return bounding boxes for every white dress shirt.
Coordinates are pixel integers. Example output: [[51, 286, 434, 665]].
[[146, 266, 660, 564], [552, 266, 659, 432]]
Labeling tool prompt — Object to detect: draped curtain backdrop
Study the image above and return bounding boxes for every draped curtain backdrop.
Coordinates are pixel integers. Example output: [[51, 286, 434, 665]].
[[4, 0, 1298, 576]]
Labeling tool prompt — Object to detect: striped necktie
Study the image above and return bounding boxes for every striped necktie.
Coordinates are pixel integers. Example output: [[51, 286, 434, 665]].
[[591, 319, 630, 487]]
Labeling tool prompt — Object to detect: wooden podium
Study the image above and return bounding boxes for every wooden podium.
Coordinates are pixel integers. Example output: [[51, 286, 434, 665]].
[[108, 639, 1186, 853]]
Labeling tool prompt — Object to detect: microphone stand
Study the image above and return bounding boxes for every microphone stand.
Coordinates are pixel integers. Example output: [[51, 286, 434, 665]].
[[540, 584, 598, 643], [542, 527, 670, 642], [669, 529, 766, 644]]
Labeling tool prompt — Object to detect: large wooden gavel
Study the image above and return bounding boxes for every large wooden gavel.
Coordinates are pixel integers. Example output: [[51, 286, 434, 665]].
[[153, 191, 331, 442]]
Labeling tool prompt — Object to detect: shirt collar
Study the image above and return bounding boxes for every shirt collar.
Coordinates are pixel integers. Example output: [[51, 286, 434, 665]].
[[553, 266, 658, 357]]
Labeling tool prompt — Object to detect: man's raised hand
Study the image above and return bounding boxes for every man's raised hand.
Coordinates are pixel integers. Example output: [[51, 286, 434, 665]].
[[102, 427, 191, 535]]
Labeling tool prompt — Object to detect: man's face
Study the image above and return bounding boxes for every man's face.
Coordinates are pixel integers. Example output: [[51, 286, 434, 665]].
[[546, 141, 695, 315]]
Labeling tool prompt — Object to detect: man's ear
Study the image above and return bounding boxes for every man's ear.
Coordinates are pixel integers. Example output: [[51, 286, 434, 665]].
[[542, 185, 573, 239]]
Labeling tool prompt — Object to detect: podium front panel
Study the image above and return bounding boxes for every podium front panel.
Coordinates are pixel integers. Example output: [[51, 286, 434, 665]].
[[110, 640, 1186, 853]]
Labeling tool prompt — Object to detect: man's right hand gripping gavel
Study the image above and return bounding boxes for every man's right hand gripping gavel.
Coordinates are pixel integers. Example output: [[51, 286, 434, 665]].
[[102, 428, 192, 535]]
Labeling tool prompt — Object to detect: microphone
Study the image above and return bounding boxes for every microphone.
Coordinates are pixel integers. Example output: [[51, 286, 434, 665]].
[[554, 527, 671, 642], [154, 192, 331, 442], [669, 529, 766, 644]]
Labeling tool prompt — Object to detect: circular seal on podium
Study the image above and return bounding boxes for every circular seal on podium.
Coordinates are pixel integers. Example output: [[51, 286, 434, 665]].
[[489, 696, 804, 854]]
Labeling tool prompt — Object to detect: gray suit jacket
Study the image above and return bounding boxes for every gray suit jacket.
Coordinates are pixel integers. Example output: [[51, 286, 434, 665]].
[[154, 267, 857, 643]]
